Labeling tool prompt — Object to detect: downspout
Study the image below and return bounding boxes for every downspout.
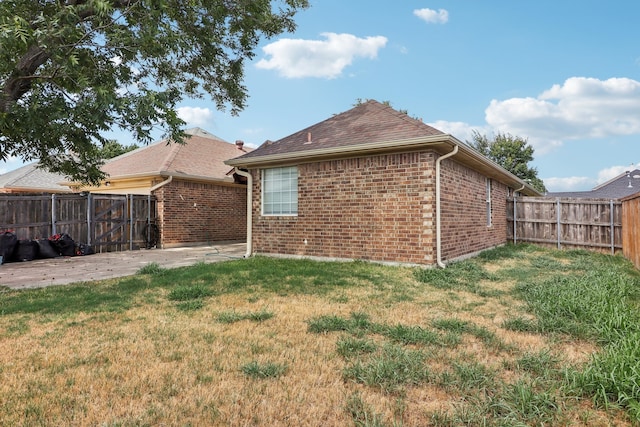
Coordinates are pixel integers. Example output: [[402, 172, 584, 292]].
[[513, 184, 525, 244], [234, 168, 253, 258], [436, 144, 459, 268], [150, 174, 173, 192]]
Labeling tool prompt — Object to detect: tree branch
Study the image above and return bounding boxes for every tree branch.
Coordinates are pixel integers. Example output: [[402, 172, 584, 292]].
[[0, 0, 140, 113], [0, 45, 50, 113]]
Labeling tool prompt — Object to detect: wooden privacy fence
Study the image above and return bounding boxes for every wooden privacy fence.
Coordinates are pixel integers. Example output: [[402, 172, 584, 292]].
[[0, 193, 157, 253], [507, 197, 622, 255], [622, 193, 640, 269]]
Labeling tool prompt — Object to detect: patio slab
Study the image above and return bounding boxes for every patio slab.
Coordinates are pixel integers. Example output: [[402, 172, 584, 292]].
[[0, 242, 247, 290]]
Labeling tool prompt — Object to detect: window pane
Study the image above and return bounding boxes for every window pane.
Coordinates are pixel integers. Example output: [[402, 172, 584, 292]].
[[263, 167, 298, 215]]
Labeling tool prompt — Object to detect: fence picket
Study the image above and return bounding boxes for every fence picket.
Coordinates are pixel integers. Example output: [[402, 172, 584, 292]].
[[0, 193, 156, 253], [508, 197, 622, 255]]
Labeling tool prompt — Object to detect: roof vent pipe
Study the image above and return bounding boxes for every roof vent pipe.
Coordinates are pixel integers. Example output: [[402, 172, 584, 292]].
[[235, 140, 244, 150], [436, 144, 459, 268]]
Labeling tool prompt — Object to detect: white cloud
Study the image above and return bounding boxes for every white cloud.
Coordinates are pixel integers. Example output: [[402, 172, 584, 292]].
[[255, 32, 388, 79], [596, 163, 640, 184], [177, 106, 215, 128], [542, 163, 640, 192], [413, 8, 449, 24], [485, 77, 640, 153], [543, 176, 595, 192], [427, 120, 484, 143]]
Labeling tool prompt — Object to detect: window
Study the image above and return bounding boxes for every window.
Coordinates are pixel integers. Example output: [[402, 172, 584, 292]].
[[486, 178, 492, 227], [262, 166, 298, 216]]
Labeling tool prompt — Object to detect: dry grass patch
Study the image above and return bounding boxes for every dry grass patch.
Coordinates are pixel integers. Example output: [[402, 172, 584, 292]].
[[0, 247, 637, 426]]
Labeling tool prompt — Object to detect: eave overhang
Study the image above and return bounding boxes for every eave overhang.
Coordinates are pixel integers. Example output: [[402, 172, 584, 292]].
[[224, 134, 541, 196], [65, 171, 244, 191]]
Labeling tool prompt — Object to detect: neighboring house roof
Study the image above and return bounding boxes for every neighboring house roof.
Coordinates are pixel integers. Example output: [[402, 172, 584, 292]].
[[548, 169, 640, 200], [226, 100, 541, 196], [102, 127, 250, 181], [0, 162, 71, 193]]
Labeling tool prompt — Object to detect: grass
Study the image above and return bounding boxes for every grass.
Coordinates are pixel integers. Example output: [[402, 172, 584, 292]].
[[0, 246, 638, 425], [240, 361, 288, 379]]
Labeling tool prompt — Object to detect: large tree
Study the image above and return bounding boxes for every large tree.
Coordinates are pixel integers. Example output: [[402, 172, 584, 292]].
[[469, 131, 547, 193], [0, 0, 308, 183]]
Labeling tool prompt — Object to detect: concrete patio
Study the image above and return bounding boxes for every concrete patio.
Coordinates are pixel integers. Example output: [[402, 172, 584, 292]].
[[0, 242, 247, 290]]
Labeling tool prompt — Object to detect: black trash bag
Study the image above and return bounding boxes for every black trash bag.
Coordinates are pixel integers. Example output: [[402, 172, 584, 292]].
[[37, 239, 61, 259], [49, 233, 76, 257], [15, 240, 39, 262], [0, 231, 18, 263], [75, 243, 95, 256]]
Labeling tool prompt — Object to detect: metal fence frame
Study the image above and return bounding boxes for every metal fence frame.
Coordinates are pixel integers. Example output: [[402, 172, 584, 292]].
[[0, 193, 157, 253]]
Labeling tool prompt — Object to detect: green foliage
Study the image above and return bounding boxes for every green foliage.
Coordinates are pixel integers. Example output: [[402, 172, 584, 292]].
[[439, 361, 495, 393], [216, 308, 274, 324], [515, 270, 640, 342], [343, 344, 430, 393], [167, 284, 214, 302], [0, 0, 309, 183], [137, 262, 165, 275], [508, 350, 561, 379], [240, 361, 288, 379], [469, 131, 547, 193], [488, 379, 560, 425], [336, 337, 377, 358], [382, 323, 439, 345], [570, 331, 640, 418], [502, 316, 539, 333], [98, 140, 139, 160], [413, 259, 500, 296], [345, 392, 387, 427]]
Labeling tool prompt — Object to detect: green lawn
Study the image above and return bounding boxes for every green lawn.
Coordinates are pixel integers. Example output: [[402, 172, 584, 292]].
[[0, 244, 638, 426]]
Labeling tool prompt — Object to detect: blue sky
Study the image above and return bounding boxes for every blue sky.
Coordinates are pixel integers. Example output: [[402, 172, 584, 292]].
[[2, 0, 640, 192]]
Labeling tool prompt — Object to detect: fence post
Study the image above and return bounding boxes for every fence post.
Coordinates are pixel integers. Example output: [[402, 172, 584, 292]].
[[51, 193, 57, 235], [513, 197, 517, 244], [556, 198, 561, 250], [86, 193, 92, 245], [610, 199, 615, 255], [147, 194, 151, 248], [129, 194, 134, 251]]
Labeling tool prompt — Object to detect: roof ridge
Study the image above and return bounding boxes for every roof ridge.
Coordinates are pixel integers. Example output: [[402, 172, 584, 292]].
[[159, 137, 183, 171]]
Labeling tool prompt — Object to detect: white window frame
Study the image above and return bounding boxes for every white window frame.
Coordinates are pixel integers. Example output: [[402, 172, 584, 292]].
[[486, 178, 492, 227], [262, 166, 298, 216]]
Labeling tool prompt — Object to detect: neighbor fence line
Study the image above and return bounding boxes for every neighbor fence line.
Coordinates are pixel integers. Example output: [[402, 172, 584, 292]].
[[622, 193, 640, 270], [0, 193, 157, 253], [507, 197, 623, 255]]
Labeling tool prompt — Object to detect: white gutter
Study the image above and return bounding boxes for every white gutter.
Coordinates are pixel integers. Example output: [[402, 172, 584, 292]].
[[149, 175, 173, 192], [436, 144, 459, 268], [233, 168, 253, 258], [225, 135, 450, 167]]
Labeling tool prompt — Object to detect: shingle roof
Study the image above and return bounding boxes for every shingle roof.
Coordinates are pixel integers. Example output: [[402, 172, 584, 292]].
[[547, 169, 640, 200], [102, 127, 250, 180], [235, 100, 444, 160], [0, 162, 71, 193]]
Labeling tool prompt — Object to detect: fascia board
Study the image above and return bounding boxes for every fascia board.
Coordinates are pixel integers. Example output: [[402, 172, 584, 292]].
[[224, 135, 453, 167]]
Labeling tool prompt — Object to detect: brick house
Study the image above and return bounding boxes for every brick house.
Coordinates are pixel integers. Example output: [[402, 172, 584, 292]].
[[225, 100, 540, 266], [78, 128, 250, 248]]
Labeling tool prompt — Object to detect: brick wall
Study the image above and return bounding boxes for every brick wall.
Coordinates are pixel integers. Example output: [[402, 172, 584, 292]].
[[251, 152, 437, 265], [154, 178, 247, 247], [439, 159, 508, 261]]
